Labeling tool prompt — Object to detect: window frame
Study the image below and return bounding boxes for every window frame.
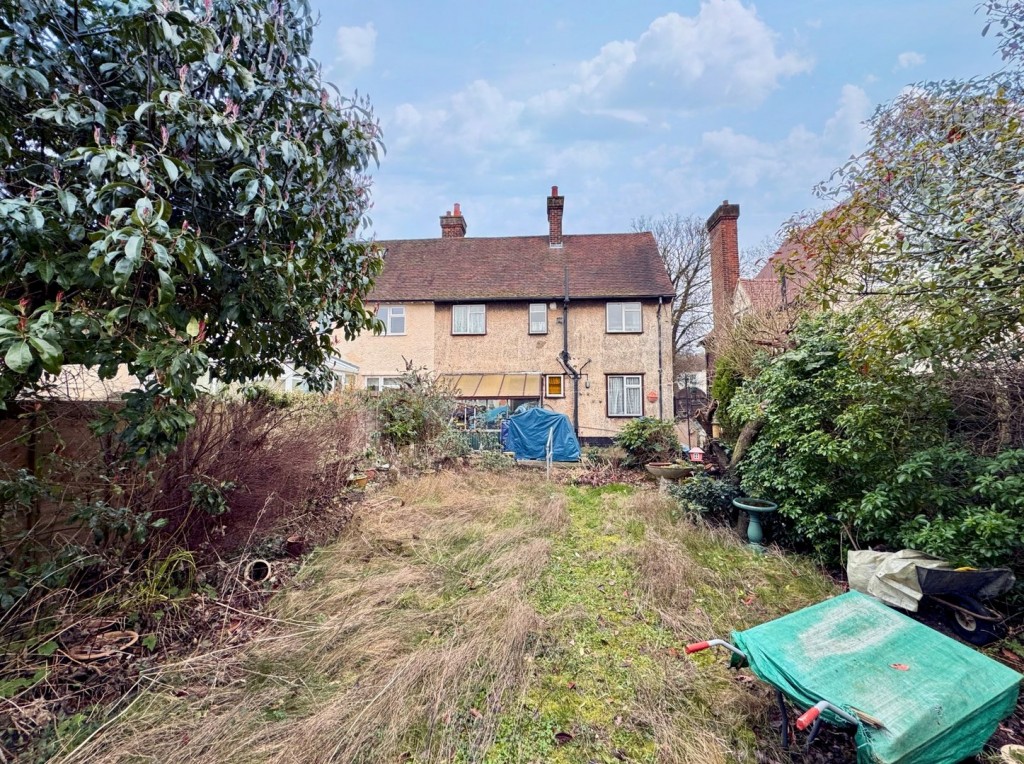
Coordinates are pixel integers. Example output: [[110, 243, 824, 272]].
[[529, 303, 548, 335], [452, 304, 487, 335], [606, 374, 644, 417], [378, 304, 406, 336], [365, 376, 402, 392], [544, 374, 564, 398], [606, 302, 643, 333]]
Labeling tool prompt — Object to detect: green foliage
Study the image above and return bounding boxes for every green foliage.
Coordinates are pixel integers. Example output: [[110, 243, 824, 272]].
[[614, 416, 680, 468], [188, 478, 236, 516], [430, 424, 471, 463], [731, 314, 950, 559], [667, 474, 739, 523], [806, 1, 1024, 368], [478, 449, 515, 472], [369, 369, 456, 451], [0, 0, 383, 459], [864, 445, 1024, 567], [709, 356, 744, 439]]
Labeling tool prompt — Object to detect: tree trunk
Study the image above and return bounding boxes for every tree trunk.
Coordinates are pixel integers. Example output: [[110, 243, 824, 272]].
[[694, 399, 765, 474], [729, 417, 765, 468]]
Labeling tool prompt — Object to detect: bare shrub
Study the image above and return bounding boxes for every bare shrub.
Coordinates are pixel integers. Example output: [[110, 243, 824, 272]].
[[136, 392, 370, 555]]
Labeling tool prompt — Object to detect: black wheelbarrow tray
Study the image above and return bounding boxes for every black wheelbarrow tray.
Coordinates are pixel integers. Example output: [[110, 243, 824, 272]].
[[686, 591, 1022, 764]]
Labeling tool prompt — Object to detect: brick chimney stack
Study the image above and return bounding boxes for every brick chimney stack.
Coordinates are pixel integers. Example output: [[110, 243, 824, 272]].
[[440, 202, 467, 238], [706, 200, 740, 334], [547, 186, 564, 248]]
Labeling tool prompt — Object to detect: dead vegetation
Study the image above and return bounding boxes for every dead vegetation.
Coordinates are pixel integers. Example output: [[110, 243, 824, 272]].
[[56, 472, 565, 763], [43, 472, 851, 764]]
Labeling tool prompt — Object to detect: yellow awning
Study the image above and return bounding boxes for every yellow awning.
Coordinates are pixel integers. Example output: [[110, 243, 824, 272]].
[[441, 374, 542, 399]]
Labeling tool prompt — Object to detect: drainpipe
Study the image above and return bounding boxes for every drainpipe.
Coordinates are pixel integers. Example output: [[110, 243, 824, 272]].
[[657, 297, 664, 420], [559, 268, 581, 437]]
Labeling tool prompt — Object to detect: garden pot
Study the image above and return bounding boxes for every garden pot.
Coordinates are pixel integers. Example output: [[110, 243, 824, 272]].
[[645, 462, 696, 480], [347, 473, 368, 489]]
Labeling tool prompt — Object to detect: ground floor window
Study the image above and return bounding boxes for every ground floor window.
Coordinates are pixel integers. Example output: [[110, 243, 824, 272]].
[[545, 374, 564, 398], [365, 376, 402, 391], [607, 374, 642, 417]]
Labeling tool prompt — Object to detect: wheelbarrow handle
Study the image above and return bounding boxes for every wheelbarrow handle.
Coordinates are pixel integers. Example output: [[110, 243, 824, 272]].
[[796, 702, 824, 730], [684, 639, 747, 660], [796, 699, 860, 729]]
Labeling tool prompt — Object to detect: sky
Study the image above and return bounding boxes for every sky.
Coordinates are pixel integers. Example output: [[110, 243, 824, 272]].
[[310, 0, 1002, 254]]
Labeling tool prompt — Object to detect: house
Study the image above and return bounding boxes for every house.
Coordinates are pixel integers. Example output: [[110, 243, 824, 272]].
[[337, 187, 676, 444]]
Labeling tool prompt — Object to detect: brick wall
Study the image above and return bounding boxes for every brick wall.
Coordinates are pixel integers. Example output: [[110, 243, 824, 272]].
[[547, 186, 564, 248], [707, 200, 740, 337]]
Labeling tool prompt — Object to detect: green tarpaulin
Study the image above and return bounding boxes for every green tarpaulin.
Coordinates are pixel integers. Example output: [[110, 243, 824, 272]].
[[731, 591, 1021, 764]]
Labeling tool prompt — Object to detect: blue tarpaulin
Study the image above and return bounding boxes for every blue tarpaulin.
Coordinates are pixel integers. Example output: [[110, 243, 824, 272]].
[[502, 408, 580, 462]]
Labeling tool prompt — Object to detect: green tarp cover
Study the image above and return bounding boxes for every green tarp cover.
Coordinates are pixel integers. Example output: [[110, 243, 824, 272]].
[[731, 591, 1021, 764]]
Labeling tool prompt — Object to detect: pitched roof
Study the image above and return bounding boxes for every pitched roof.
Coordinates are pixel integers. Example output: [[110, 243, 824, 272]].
[[369, 233, 674, 302], [736, 278, 784, 312]]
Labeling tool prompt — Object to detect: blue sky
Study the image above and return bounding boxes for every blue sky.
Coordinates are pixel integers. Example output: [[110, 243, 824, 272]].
[[310, 1, 1000, 253]]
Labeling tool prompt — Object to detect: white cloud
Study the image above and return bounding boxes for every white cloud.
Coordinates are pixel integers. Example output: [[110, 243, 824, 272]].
[[530, 0, 812, 119], [824, 84, 872, 153], [698, 83, 872, 191], [335, 23, 377, 72], [896, 51, 925, 70]]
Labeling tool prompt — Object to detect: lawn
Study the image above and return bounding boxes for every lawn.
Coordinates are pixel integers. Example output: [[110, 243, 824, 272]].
[[54, 470, 839, 764]]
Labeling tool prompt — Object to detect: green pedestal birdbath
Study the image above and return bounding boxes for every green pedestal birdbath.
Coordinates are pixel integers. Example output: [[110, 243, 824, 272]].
[[732, 497, 778, 553]]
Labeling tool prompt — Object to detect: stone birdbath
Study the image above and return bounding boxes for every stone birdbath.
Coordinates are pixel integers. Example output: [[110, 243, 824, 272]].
[[732, 497, 778, 553]]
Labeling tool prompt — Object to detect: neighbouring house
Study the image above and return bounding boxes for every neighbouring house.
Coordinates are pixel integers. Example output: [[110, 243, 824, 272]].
[[704, 200, 831, 382], [337, 186, 676, 444]]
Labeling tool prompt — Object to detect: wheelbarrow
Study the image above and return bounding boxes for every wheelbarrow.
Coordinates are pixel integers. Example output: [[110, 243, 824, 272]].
[[847, 550, 1015, 645], [686, 591, 1022, 764]]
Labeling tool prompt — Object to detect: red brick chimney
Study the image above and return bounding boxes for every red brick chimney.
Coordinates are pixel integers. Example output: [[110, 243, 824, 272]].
[[707, 200, 740, 333], [547, 186, 564, 248], [440, 202, 467, 238]]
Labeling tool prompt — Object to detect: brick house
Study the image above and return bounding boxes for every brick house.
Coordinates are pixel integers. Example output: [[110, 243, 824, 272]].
[[704, 200, 825, 379], [337, 187, 676, 444]]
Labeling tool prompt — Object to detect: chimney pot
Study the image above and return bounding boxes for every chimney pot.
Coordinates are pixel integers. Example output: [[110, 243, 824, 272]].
[[551, 185, 558, 196], [440, 203, 467, 238]]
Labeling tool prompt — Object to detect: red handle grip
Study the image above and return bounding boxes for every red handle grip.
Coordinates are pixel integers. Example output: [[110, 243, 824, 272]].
[[685, 641, 710, 654], [796, 706, 821, 731]]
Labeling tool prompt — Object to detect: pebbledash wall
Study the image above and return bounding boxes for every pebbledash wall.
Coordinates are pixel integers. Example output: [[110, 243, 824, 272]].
[[341, 301, 436, 378], [339, 298, 674, 442]]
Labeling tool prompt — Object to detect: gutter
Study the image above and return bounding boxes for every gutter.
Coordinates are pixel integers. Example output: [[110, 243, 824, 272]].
[[558, 268, 581, 437]]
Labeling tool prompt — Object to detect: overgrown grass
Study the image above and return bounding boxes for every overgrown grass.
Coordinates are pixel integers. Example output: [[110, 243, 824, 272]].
[[52, 472, 840, 763]]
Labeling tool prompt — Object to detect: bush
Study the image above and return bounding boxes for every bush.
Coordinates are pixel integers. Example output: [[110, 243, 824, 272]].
[[709, 356, 744, 439], [614, 417, 680, 468], [368, 369, 455, 452], [862, 445, 1024, 568], [727, 313, 1024, 568], [478, 450, 515, 472], [667, 474, 739, 524]]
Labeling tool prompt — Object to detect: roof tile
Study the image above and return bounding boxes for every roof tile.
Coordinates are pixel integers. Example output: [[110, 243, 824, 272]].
[[369, 233, 675, 302]]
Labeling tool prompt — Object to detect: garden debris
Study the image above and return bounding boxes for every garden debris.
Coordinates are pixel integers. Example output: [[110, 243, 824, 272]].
[[64, 631, 139, 662]]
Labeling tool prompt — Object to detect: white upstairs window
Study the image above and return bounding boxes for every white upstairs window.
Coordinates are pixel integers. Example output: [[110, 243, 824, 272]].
[[529, 303, 548, 334], [378, 305, 406, 335], [606, 302, 642, 333], [452, 304, 486, 335]]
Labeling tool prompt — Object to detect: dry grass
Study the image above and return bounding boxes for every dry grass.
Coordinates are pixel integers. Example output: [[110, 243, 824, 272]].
[[52, 473, 842, 764], [55, 471, 563, 764], [626, 490, 840, 763]]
